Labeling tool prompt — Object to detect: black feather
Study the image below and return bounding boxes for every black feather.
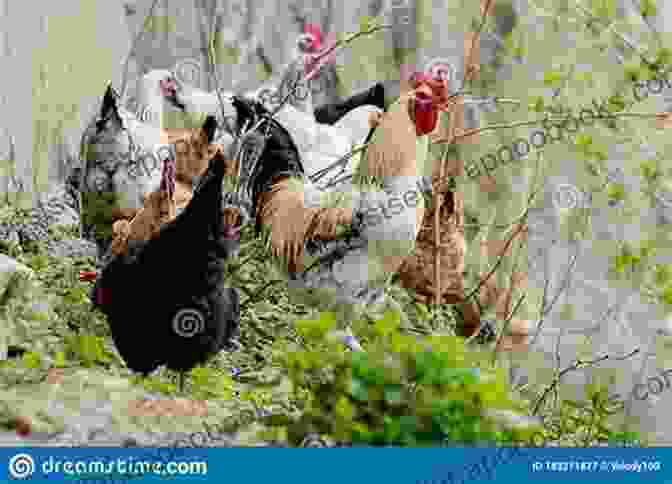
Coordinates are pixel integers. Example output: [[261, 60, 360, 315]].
[[96, 84, 122, 133], [230, 96, 304, 235], [93, 138, 240, 375]]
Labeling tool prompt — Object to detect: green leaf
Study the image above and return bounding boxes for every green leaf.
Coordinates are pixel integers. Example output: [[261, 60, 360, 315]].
[[335, 396, 355, 420], [384, 384, 404, 406], [640, 159, 660, 180], [529, 96, 545, 113], [349, 378, 369, 402], [65, 334, 110, 367], [359, 15, 371, 33], [415, 302, 430, 321], [575, 134, 593, 148], [640, 0, 657, 18], [21, 351, 42, 370], [624, 64, 644, 82], [382, 416, 403, 443], [639, 240, 657, 259], [606, 183, 627, 202], [295, 312, 337, 340], [654, 265, 672, 287], [656, 47, 672, 67], [542, 70, 563, 87], [53, 351, 67, 368], [662, 286, 672, 306], [589, 0, 617, 19], [373, 311, 401, 338], [607, 94, 626, 112]]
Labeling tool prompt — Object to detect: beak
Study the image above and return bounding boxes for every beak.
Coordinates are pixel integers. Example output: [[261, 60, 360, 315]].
[[160, 78, 186, 111], [415, 83, 433, 99]]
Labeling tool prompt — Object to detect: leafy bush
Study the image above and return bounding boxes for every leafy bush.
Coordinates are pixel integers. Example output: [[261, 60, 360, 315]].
[[265, 311, 538, 447], [529, 383, 642, 447]]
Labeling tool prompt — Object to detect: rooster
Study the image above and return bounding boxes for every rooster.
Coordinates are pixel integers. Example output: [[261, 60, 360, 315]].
[[90, 116, 241, 380], [226, 73, 448, 351], [159, 31, 384, 191]]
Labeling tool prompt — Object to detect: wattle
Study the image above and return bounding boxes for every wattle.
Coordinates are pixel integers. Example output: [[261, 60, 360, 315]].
[[414, 96, 438, 136]]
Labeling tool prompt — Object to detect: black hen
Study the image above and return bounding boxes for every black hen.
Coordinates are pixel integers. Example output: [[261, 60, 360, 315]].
[[92, 127, 240, 376]]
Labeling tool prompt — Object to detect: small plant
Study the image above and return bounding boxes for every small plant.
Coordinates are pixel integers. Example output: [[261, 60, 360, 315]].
[[532, 384, 642, 447], [266, 311, 537, 447]]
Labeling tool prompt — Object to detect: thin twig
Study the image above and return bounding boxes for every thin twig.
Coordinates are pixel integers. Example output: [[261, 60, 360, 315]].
[[434, 112, 456, 309], [120, 0, 161, 100], [432, 112, 663, 145], [634, 0, 662, 47], [208, 7, 232, 137], [531, 348, 641, 415], [528, 244, 580, 348], [488, 213, 528, 363], [462, 0, 493, 88], [491, 294, 526, 365], [572, 0, 655, 67], [233, 22, 391, 160], [462, 183, 542, 305]]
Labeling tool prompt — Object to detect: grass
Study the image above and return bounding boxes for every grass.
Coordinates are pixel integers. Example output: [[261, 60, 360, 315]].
[[0, 201, 641, 447]]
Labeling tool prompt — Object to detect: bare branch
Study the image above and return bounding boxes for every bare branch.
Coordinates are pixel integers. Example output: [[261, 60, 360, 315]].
[[531, 348, 641, 415], [120, 0, 161, 99]]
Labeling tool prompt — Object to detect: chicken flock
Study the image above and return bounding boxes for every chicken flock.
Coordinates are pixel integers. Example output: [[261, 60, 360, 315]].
[[78, 29, 472, 382]]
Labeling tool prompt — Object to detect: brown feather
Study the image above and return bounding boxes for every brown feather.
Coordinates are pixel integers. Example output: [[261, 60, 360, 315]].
[[110, 124, 237, 257], [259, 91, 428, 275], [257, 177, 352, 273], [357, 94, 419, 180]]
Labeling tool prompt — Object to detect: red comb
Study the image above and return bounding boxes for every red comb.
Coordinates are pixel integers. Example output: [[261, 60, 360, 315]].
[[304, 24, 323, 50]]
